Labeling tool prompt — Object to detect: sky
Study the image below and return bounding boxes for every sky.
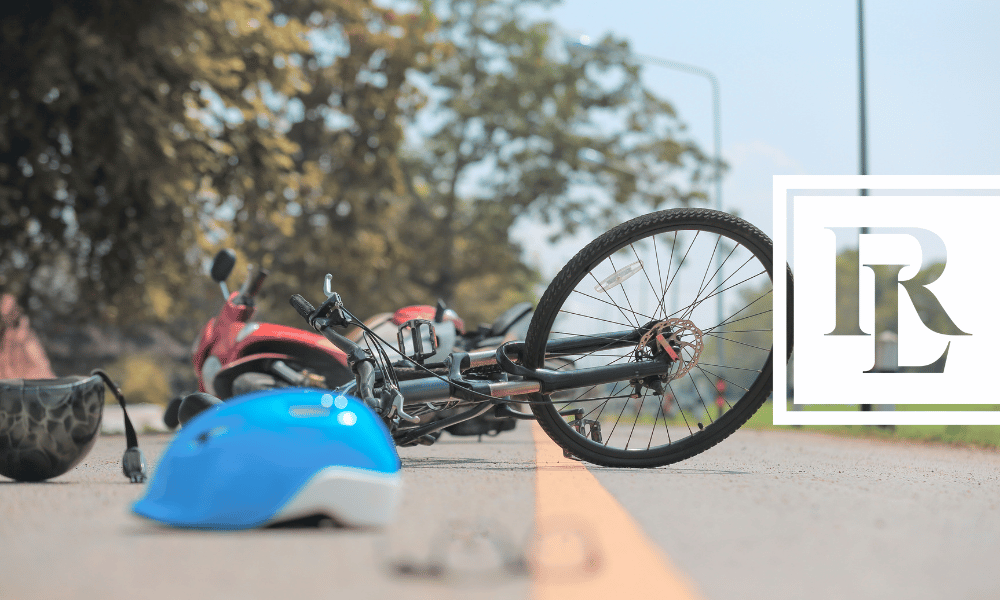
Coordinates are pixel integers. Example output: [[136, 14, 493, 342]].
[[515, 0, 1000, 274]]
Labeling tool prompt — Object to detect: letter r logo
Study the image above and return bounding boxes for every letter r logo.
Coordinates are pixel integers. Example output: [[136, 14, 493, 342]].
[[775, 177, 1000, 425], [824, 227, 970, 373]]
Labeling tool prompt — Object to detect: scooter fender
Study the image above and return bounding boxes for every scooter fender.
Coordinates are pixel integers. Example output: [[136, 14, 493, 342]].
[[211, 353, 299, 399], [192, 317, 217, 376]]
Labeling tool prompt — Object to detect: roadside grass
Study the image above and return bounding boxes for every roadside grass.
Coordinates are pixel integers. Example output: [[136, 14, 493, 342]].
[[743, 400, 1000, 450]]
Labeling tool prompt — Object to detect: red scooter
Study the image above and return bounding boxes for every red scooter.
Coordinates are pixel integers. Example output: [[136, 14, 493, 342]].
[[164, 250, 355, 427], [164, 249, 477, 429]]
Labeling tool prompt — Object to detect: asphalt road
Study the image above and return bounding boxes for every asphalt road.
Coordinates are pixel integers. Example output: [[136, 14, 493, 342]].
[[2, 422, 999, 600]]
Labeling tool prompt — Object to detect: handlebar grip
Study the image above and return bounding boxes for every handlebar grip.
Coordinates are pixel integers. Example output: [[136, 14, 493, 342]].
[[247, 269, 269, 298], [354, 360, 377, 406], [289, 294, 316, 321]]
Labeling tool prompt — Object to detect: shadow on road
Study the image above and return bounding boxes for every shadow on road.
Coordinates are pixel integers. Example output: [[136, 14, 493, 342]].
[[586, 466, 751, 476], [401, 456, 535, 471]]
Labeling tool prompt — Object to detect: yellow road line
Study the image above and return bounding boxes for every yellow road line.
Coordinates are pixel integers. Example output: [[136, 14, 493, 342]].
[[530, 423, 704, 600]]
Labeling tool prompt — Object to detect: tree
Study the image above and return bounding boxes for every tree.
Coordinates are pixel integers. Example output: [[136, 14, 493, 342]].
[[390, 0, 715, 313]]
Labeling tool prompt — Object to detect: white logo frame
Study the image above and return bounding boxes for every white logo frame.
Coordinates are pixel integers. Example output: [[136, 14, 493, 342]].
[[773, 175, 1000, 425]]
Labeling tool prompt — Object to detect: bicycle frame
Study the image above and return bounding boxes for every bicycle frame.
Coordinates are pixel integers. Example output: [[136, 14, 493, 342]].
[[314, 315, 671, 445]]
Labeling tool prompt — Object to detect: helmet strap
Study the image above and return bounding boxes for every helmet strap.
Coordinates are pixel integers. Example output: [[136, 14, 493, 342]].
[[91, 370, 148, 483]]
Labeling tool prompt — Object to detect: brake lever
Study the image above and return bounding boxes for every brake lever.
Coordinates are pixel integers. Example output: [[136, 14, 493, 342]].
[[317, 292, 350, 327], [380, 386, 418, 423]]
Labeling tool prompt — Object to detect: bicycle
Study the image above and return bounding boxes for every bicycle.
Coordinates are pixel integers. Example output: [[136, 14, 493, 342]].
[[288, 207, 793, 468]]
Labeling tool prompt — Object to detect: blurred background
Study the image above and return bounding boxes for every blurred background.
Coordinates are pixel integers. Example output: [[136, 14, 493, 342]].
[[1, 0, 996, 408]]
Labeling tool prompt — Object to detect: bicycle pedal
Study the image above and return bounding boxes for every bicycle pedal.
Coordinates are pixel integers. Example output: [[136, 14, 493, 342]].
[[562, 448, 584, 461], [589, 421, 603, 443], [415, 434, 438, 446], [397, 319, 438, 363]]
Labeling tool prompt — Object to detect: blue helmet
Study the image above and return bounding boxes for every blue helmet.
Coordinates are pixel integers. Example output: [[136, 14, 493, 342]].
[[133, 388, 401, 529]]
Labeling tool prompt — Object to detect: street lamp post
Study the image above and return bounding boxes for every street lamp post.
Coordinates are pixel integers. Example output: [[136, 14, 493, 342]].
[[631, 52, 723, 219], [858, 0, 869, 195], [858, 0, 872, 413], [573, 36, 723, 220]]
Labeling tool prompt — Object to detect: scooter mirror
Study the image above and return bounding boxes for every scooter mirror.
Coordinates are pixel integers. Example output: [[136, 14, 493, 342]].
[[210, 249, 237, 283]]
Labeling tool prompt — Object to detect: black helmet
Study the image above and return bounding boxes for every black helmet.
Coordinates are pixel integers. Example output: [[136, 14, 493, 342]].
[[0, 375, 104, 481], [0, 371, 147, 483]]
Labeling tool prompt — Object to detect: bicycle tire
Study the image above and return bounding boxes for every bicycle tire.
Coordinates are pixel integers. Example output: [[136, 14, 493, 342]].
[[524, 208, 792, 468]]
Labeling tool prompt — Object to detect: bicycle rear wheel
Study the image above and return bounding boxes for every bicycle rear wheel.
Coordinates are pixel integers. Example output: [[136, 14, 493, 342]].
[[524, 208, 789, 468]]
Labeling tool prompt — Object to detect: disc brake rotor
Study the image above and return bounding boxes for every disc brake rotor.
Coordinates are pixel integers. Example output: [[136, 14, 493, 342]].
[[637, 318, 704, 380]]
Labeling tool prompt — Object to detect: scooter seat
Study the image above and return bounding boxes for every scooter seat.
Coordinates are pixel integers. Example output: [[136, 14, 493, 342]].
[[488, 302, 533, 337]]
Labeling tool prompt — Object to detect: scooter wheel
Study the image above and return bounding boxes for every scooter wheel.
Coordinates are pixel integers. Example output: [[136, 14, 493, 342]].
[[163, 395, 183, 430]]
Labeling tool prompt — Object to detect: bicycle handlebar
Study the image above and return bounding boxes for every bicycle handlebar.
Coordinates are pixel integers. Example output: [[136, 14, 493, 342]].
[[289, 294, 378, 408]]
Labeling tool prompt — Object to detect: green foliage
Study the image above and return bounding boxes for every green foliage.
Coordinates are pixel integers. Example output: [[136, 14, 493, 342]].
[[220, 0, 711, 326], [216, 0, 444, 324], [104, 352, 172, 406], [0, 0, 439, 331], [746, 401, 1000, 450]]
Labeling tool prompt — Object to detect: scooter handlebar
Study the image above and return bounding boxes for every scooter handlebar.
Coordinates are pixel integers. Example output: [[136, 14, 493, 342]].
[[232, 264, 267, 306], [247, 268, 268, 299]]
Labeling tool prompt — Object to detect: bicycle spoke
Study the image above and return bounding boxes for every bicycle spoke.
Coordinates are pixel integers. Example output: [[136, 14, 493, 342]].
[[659, 231, 700, 314], [678, 262, 766, 324], [570, 288, 655, 322], [695, 363, 752, 394], [632, 242, 666, 321], [556, 308, 637, 329], [667, 381, 694, 436], [651, 235, 667, 320], [548, 330, 638, 345], [624, 389, 649, 450], [648, 390, 663, 450], [587, 271, 639, 329], [602, 392, 633, 448], [696, 362, 763, 374], [703, 332, 772, 353], [607, 254, 643, 329], [706, 327, 772, 335], [703, 303, 773, 335]]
